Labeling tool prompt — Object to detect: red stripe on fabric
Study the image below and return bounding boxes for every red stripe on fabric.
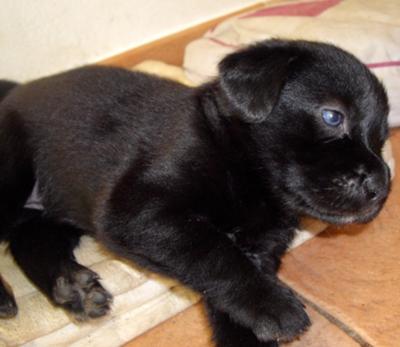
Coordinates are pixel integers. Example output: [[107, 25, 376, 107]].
[[367, 61, 400, 69], [240, 0, 341, 19], [207, 37, 239, 49]]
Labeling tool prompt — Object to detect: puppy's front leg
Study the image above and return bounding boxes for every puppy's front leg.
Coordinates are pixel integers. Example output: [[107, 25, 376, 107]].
[[102, 208, 310, 343], [235, 226, 296, 275], [207, 226, 298, 346]]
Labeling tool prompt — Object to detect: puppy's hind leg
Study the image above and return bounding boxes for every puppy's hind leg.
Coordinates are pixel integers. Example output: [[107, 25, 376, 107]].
[[206, 300, 278, 347], [8, 209, 112, 320], [0, 109, 35, 317], [0, 110, 35, 237]]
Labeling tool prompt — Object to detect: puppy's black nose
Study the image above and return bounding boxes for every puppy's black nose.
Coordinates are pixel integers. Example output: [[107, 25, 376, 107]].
[[356, 166, 387, 202]]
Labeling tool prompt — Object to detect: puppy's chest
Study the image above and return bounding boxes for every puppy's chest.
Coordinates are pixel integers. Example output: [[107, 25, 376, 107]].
[[208, 179, 273, 234], [209, 174, 294, 238]]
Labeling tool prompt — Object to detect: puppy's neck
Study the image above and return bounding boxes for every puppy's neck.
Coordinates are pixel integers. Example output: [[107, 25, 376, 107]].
[[197, 81, 253, 162], [197, 83, 298, 224]]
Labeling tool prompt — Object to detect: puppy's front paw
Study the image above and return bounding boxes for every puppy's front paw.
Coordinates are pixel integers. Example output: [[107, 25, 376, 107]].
[[253, 286, 310, 343]]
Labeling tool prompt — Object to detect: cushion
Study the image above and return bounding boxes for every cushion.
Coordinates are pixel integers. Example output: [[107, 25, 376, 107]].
[[183, 0, 400, 126]]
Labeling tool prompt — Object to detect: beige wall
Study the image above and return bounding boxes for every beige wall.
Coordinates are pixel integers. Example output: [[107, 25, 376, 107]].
[[0, 0, 261, 82]]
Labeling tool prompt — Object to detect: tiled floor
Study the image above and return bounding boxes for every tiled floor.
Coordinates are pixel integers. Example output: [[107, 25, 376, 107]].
[[126, 129, 400, 347], [280, 131, 400, 346]]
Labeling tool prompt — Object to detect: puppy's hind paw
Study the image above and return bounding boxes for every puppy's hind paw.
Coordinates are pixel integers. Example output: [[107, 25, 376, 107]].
[[52, 265, 112, 321], [0, 278, 18, 318], [0, 296, 18, 319]]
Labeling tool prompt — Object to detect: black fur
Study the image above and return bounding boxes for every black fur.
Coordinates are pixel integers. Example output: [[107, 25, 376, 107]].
[[0, 79, 22, 317], [0, 40, 390, 346], [0, 80, 18, 103]]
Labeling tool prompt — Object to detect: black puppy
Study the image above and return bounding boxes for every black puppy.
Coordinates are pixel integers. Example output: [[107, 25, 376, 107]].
[[0, 40, 390, 346]]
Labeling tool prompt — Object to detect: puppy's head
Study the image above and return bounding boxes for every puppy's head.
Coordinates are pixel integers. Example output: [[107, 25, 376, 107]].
[[218, 40, 390, 224]]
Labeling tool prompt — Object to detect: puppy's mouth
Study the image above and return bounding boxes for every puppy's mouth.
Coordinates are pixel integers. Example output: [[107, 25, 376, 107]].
[[296, 195, 386, 225]]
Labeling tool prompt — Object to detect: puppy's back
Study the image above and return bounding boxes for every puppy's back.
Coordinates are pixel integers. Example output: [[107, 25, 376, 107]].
[[0, 66, 199, 230]]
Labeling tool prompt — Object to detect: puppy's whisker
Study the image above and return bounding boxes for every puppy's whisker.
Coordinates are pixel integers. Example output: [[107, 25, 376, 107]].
[[321, 136, 338, 144]]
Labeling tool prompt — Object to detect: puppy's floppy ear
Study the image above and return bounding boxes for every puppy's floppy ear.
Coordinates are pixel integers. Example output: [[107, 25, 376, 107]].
[[218, 41, 298, 123]]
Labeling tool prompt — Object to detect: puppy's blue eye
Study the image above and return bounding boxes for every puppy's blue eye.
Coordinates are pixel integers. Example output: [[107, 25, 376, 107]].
[[322, 109, 343, 127]]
